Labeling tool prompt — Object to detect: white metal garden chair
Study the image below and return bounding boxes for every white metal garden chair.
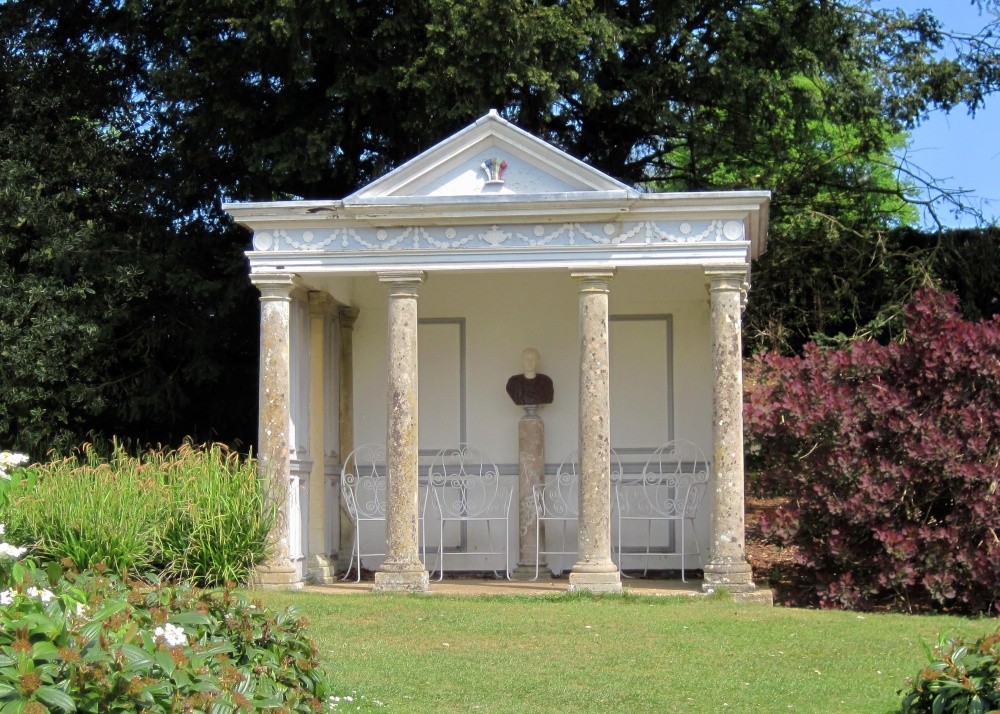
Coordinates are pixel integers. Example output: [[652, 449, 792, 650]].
[[339, 443, 387, 582], [422, 445, 512, 581], [533, 449, 624, 579], [614, 440, 709, 581]]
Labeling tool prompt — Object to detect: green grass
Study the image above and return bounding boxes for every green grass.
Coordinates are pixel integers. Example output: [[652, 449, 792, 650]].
[[256, 591, 997, 714]]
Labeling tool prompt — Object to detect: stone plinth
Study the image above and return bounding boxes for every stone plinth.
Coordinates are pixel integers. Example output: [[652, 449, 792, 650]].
[[702, 270, 755, 593], [568, 270, 621, 593], [374, 271, 430, 593], [513, 408, 545, 579]]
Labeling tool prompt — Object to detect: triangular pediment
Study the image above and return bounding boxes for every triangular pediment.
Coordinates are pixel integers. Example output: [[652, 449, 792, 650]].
[[345, 110, 634, 202]]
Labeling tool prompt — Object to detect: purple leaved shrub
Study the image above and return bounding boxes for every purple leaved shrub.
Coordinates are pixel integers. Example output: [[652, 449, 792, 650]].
[[746, 288, 1000, 613]]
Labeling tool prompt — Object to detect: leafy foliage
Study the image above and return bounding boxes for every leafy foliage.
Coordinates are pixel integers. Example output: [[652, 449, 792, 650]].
[[746, 288, 1000, 613], [0, 0, 258, 454], [900, 630, 1000, 714], [2, 1, 999, 450], [2, 443, 274, 586], [0, 568, 336, 713]]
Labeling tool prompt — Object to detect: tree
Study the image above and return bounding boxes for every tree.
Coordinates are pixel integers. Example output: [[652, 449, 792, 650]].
[[137, 0, 999, 349], [0, 0, 259, 454], [2, 0, 998, 450]]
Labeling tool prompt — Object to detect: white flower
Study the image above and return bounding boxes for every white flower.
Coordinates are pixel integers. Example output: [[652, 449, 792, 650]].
[[0, 589, 14, 606], [154, 622, 187, 648], [38, 589, 54, 604], [0, 451, 28, 481], [0, 524, 6, 536], [0, 543, 26, 559], [76, 602, 86, 617]]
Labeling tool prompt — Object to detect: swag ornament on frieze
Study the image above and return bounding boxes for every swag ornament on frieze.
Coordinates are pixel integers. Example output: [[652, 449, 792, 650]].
[[250, 219, 746, 252]]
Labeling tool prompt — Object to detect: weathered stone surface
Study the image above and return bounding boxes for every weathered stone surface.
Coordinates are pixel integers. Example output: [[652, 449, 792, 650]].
[[703, 269, 755, 593], [568, 270, 621, 593], [375, 271, 429, 592], [514, 412, 545, 579], [250, 273, 300, 588]]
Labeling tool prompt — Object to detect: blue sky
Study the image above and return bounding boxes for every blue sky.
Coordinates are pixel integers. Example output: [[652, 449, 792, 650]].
[[884, 0, 999, 227]]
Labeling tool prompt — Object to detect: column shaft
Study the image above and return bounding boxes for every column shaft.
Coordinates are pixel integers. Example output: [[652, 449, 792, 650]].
[[703, 269, 755, 593], [374, 271, 429, 592], [250, 273, 300, 588], [307, 292, 334, 583], [337, 307, 358, 572], [568, 270, 621, 593]]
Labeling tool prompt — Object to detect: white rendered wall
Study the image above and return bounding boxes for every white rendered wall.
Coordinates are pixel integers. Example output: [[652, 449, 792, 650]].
[[347, 267, 715, 574]]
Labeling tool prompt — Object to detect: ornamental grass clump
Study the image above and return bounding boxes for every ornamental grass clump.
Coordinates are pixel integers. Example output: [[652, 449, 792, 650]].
[[900, 630, 1000, 713], [157, 442, 274, 586], [7, 443, 164, 575], [1, 441, 273, 586]]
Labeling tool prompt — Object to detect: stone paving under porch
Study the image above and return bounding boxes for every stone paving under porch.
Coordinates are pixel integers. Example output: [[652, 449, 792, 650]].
[[300, 576, 773, 605]]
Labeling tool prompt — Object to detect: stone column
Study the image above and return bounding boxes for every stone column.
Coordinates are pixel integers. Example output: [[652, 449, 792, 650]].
[[702, 269, 755, 593], [373, 271, 430, 592], [250, 273, 300, 588], [514, 407, 545, 579], [568, 269, 621, 593], [337, 307, 359, 573], [307, 292, 335, 583]]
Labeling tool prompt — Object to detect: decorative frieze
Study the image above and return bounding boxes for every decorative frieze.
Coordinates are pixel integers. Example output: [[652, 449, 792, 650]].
[[250, 220, 746, 253]]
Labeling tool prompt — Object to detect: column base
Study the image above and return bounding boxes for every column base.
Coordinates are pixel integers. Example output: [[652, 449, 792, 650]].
[[308, 554, 337, 585], [702, 561, 756, 593], [253, 558, 304, 590], [568, 570, 622, 593], [373, 569, 430, 592], [512, 564, 546, 581], [569, 559, 621, 592]]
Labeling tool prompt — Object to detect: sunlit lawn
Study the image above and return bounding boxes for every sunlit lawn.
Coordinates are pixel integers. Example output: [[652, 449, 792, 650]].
[[256, 590, 996, 714]]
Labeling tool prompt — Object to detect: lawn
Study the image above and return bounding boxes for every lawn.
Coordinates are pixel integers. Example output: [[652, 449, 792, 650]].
[[256, 590, 997, 714]]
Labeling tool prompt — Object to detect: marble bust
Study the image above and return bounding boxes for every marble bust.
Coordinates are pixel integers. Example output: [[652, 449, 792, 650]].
[[506, 347, 554, 406]]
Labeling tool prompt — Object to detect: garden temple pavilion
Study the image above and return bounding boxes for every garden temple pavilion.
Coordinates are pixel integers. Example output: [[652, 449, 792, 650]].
[[224, 110, 770, 594]]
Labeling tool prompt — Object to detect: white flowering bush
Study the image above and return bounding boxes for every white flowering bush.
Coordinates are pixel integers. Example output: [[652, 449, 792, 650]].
[[0, 522, 28, 589], [0, 569, 360, 712], [0, 450, 28, 481]]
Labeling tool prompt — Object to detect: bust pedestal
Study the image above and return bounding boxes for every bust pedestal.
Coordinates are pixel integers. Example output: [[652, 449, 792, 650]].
[[513, 406, 546, 580]]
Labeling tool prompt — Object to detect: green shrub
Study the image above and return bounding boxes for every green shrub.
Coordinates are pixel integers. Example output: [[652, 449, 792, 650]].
[[746, 289, 1000, 613], [900, 630, 1000, 714], [0, 568, 334, 712], [1, 441, 274, 586]]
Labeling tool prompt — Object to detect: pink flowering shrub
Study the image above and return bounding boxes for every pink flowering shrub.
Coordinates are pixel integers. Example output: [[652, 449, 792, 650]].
[[746, 288, 1000, 613]]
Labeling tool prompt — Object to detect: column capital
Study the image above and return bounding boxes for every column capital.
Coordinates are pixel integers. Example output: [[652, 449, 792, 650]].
[[704, 268, 748, 293], [378, 270, 425, 298], [308, 291, 332, 315], [250, 273, 300, 302], [338, 306, 359, 330], [570, 268, 616, 293]]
